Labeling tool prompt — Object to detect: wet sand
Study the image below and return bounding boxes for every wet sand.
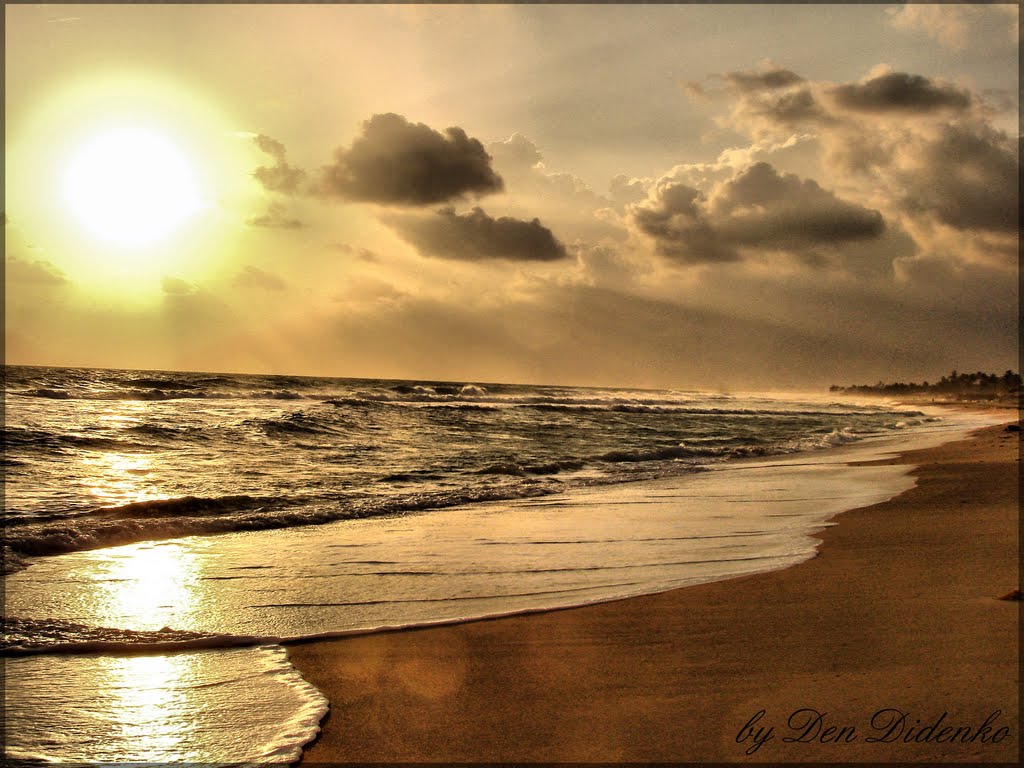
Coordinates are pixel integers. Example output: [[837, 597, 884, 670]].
[[290, 423, 1019, 763]]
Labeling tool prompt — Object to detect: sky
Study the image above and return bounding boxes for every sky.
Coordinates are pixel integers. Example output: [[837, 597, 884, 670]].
[[4, 3, 1020, 391]]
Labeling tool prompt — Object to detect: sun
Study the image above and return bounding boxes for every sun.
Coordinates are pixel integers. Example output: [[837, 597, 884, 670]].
[[62, 126, 205, 247]]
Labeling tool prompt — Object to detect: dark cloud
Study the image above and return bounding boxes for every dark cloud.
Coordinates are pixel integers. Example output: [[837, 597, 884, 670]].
[[5, 255, 67, 286], [631, 183, 741, 264], [724, 65, 804, 93], [631, 162, 884, 264], [385, 207, 568, 262], [712, 162, 885, 246], [317, 113, 504, 206], [831, 71, 972, 113], [246, 202, 303, 230], [234, 266, 286, 291], [685, 64, 804, 100], [899, 124, 1018, 232], [253, 134, 306, 194]]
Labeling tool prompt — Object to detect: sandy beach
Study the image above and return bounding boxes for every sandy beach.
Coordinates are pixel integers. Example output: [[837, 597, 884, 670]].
[[289, 421, 1019, 764]]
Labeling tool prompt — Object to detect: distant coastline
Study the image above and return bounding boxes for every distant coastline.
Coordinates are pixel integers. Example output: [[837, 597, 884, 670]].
[[830, 369, 1020, 405]]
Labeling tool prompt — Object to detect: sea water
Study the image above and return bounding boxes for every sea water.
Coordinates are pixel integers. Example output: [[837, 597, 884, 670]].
[[1, 365, 1003, 763]]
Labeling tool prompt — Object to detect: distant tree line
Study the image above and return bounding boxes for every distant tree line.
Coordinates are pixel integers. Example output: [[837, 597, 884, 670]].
[[830, 369, 1021, 396]]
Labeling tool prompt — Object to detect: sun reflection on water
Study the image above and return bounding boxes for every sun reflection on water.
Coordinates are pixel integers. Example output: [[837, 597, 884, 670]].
[[105, 653, 199, 762], [79, 450, 154, 507], [87, 541, 205, 632]]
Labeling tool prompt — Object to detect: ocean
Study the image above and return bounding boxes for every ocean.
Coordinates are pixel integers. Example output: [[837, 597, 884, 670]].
[[1, 364, 1001, 764]]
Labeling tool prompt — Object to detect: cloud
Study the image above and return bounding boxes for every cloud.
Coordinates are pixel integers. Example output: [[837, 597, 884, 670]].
[[484, 133, 619, 242], [487, 132, 543, 170], [685, 62, 805, 99], [385, 206, 568, 262], [608, 174, 648, 205], [630, 162, 885, 265], [736, 87, 831, 133], [246, 202, 303, 229], [160, 275, 198, 295], [332, 274, 407, 305], [702, 62, 1018, 252], [5, 255, 67, 286], [234, 265, 287, 291], [830, 71, 972, 113], [885, 3, 977, 50], [572, 242, 651, 288], [317, 113, 504, 205], [253, 134, 306, 194], [713, 163, 885, 244], [885, 3, 1017, 51], [328, 244, 383, 264], [724, 64, 804, 93], [631, 183, 740, 264], [894, 124, 1019, 233]]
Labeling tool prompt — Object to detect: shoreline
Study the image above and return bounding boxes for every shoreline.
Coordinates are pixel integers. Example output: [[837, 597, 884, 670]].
[[289, 421, 1019, 763]]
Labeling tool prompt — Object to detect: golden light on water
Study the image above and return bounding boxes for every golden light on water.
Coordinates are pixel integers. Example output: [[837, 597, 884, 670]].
[[106, 653, 197, 762], [90, 542, 203, 630], [80, 451, 154, 508]]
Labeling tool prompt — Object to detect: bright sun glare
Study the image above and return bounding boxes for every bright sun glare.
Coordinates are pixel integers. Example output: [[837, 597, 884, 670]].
[[63, 127, 205, 247]]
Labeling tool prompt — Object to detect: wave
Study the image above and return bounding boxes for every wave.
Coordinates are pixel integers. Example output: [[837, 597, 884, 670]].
[[391, 383, 488, 397], [122, 377, 202, 391], [0, 482, 573, 571], [123, 422, 209, 442], [23, 387, 72, 399], [476, 458, 587, 477], [2, 577, 645, 655], [96, 494, 299, 519], [596, 445, 694, 463], [2, 426, 127, 452], [1, 617, 275, 656], [250, 390, 305, 400], [12, 387, 308, 402], [242, 412, 344, 437]]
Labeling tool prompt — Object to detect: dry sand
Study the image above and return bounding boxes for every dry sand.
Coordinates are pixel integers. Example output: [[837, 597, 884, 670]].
[[289, 423, 1020, 763]]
